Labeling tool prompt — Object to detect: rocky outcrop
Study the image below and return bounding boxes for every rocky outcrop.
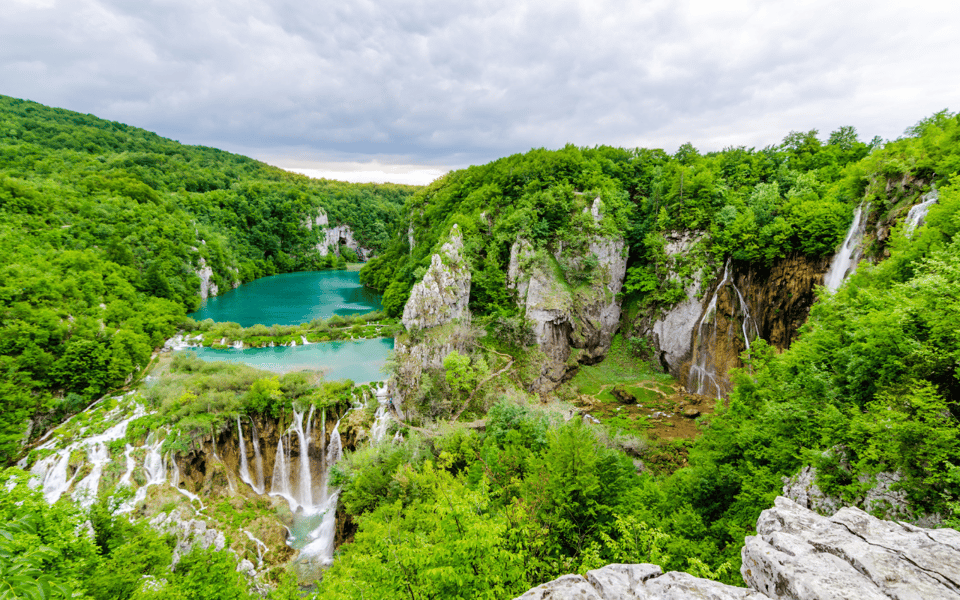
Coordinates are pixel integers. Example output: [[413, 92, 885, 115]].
[[782, 465, 943, 528], [195, 257, 219, 300], [648, 232, 706, 376], [742, 496, 960, 600], [515, 497, 960, 599], [150, 509, 227, 566], [515, 563, 767, 599], [401, 224, 471, 331], [392, 224, 474, 412], [305, 208, 373, 260], [509, 198, 627, 391], [303, 208, 330, 230]]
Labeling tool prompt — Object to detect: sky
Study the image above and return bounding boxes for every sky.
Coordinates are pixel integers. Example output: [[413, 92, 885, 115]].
[[3, 0, 958, 185]]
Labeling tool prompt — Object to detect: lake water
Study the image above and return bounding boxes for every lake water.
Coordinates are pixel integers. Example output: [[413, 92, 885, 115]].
[[183, 339, 393, 383], [183, 270, 392, 383], [190, 271, 382, 327]]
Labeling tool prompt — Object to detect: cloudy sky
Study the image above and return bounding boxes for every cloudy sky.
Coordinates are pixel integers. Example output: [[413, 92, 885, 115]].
[[3, 0, 958, 184]]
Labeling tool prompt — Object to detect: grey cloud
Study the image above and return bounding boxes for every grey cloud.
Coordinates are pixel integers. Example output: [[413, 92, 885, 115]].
[[2, 0, 958, 167]]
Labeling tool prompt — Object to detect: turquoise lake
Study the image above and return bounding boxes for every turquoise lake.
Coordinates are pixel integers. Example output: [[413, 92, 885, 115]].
[[190, 271, 382, 327], [184, 270, 392, 383], [182, 339, 393, 383]]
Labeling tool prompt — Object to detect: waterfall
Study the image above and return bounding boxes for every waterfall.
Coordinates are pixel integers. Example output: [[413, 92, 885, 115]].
[[301, 335, 310, 345], [300, 415, 346, 565], [31, 405, 144, 505], [824, 203, 868, 292], [118, 438, 167, 512], [291, 409, 313, 508], [119, 444, 136, 486], [903, 190, 938, 238], [170, 458, 205, 510], [32, 452, 75, 504], [250, 419, 265, 493], [687, 259, 758, 398], [237, 416, 261, 493], [270, 436, 295, 509], [326, 418, 343, 466], [72, 442, 109, 507], [370, 384, 392, 443], [233, 340, 243, 350]]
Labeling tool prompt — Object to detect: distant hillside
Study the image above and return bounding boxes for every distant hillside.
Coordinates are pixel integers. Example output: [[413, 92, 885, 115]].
[[0, 95, 417, 460]]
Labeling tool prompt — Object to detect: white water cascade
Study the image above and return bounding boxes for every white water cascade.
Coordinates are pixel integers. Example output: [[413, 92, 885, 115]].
[[299, 416, 345, 565], [824, 203, 868, 292], [270, 435, 294, 508], [30, 404, 145, 505], [250, 419, 265, 493], [370, 384, 393, 443], [292, 408, 313, 508], [688, 260, 758, 398], [903, 189, 938, 238], [237, 416, 264, 494]]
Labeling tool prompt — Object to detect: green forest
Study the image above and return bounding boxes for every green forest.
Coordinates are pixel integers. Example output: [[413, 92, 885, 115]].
[[0, 95, 416, 461], [2, 95, 960, 600]]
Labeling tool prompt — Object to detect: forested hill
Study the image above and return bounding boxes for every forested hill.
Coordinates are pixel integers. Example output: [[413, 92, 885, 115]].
[[361, 126, 882, 317], [0, 95, 417, 461]]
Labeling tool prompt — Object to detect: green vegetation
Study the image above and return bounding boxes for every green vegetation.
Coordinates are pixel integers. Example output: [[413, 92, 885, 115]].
[[181, 310, 401, 348], [0, 95, 415, 461], [0, 469, 257, 600], [6, 94, 960, 598], [316, 111, 960, 596], [362, 126, 880, 319]]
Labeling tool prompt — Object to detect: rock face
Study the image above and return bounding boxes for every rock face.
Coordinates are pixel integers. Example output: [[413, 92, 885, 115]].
[[195, 257, 219, 300], [393, 224, 474, 412], [515, 563, 767, 599], [648, 232, 706, 377], [401, 224, 471, 331], [305, 209, 373, 260], [742, 496, 960, 600], [509, 198, 627, 391], [515, 497, 960, 600], [644, 246, 830, 397]]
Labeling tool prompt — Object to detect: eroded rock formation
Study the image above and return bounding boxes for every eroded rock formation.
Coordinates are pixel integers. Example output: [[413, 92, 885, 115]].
[[195, 257, 219, 300], [392, 224, 474, 410], [514, 496, 960, 599], [401, 224, 471, 331], [743, 496, 960, 599], [305, 208, 373, 260], [509, 198, 627, 391]]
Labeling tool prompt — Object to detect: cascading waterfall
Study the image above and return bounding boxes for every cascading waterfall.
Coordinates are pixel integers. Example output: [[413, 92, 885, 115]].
[[300, 416, 345, 565], [270, 436, 294, 508], [292, 409, 313, 508], [370, 384, 393, 443], [688, 259, 758, 398], [237, 416, 261, 494], [30, 404, 144, 505], [824, 203, 868, 291], [250, 419, 265, 493], [903, 189, 938, 237]]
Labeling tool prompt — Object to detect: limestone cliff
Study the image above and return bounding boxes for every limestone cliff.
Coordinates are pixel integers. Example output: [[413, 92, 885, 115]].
[[393, 224, 474, 413], [514, 496, 960, 599], [401, 224, 471, 331], [195, 256, 219, 300], [646, 231, 707, 377], [642, 248, 830, 397], [305, 208, 374, 260], [509, 198, 627, 391]]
